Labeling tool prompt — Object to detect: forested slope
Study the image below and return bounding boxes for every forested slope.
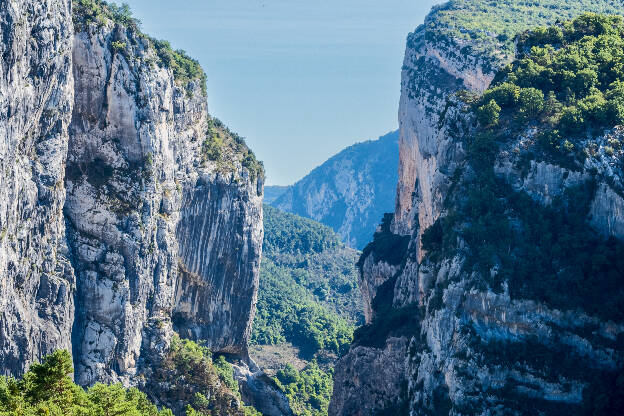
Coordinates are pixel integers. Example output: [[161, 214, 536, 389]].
[[252, 206, 364, 416]]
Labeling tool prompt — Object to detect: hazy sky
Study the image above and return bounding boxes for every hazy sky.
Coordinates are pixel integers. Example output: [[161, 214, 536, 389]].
[[123, 0, 442, 185]]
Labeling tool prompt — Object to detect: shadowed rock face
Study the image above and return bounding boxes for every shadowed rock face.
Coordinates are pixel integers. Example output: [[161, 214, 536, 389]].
[[0, 0, 263, 396], [331, 3, 624, 416]]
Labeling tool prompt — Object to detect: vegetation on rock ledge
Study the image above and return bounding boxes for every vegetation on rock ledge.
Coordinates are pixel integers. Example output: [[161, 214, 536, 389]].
[[74, 1, 207, 94], [427, 14, 624, 322]]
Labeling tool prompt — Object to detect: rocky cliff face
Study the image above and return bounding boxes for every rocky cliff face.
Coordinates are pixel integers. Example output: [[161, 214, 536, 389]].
[[0, 0, 75, 377], [273, 131, 399, 250], [331, 2, 624, 415], [0, 0, 263, 400]]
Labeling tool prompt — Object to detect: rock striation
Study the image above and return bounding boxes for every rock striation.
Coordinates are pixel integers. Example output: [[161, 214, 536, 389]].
[[0, 0, 76, 377], [0, 0, 263, 403]]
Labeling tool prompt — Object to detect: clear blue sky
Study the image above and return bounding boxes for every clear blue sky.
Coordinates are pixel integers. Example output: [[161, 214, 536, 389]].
[[123, 0, 442, 185]]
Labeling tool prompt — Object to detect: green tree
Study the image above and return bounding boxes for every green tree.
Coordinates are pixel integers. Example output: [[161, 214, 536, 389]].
[[477, 99, 501, 126], [517, 87, 545, 119], [22, 349, 75, 407]]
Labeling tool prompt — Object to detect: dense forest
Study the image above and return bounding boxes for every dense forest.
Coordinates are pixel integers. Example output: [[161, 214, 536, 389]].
[[252, 206, 364, 416]]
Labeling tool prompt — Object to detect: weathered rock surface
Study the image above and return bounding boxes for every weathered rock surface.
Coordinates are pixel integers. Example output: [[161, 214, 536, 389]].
[[0, 0, 263, 404], [329, 337, 408, 416], [232, 360, 294, 416], [0, 0, 75, 377]]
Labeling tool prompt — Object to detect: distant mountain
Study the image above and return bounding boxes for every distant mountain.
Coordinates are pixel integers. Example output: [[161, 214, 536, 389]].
[[264, 185, 290, 204], [272, 130, 399, 250]]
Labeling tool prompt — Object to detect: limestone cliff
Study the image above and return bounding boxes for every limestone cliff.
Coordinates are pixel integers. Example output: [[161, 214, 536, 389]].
[[331, 2, 624, 415], [0, 0, 75, 377], [0, 0, 264, 405]]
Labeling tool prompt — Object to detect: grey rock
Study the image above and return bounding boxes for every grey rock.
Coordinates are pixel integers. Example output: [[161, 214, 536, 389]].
[[331, 3, 624, 416], [232, 359, 294, 416], [0, 0, 75, 377]]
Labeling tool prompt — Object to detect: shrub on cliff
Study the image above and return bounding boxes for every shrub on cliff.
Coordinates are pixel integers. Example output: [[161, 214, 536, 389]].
[[274, 363, 333, 416], [474, 13, 624, 160], [435, 14, 624, 322]]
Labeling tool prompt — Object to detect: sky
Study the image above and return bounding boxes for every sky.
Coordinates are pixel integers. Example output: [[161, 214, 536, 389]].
[[123, 0, 442, 185]]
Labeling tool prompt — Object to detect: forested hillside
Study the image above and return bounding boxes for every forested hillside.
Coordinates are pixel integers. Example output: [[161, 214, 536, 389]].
[[252, 206, 363, 416], [0, 341, 262, 416]]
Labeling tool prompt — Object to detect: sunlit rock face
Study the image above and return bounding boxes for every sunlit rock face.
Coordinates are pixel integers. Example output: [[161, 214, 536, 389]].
[[272, 130, 399, 250], [0, 0, 263, 394]]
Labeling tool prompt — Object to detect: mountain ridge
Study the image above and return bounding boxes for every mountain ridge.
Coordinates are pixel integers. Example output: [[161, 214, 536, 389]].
[[271, 130, 399, 250]]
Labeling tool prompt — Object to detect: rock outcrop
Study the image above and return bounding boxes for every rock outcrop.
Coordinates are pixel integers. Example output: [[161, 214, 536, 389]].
[[272, 130, 399, 249], [0, 0, 263, 404], [330, 2, 624, 415]]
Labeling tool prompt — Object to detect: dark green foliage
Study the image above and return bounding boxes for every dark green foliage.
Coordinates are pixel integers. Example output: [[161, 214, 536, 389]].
[[213, 355, 239, 394], [471, 333, 624, 415], [203, 118, 264, 184], [74, 0, 141, 30], [22, 350, 75, 406], [73, 1, 207, 95], [152, 40, 207, 94], [255, 207, 363, 358], [150, 336, 260, 416], [431, 15, 624, 322], [263, 205, 341, 256], [352, 305, 420, 349], [421, 220, 443, 253], [357, 213, 410, 272], [274, 363, 333, 416], [254, 207, 363, 415], [0, 350, 173, 415], [476, 99, 500, 126], [439, 151, 624, 321], [473, 14, 624, 161], [252, 258, 354, 358]]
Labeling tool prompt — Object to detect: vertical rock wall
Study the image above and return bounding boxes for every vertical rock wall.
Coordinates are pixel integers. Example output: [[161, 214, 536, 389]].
[[0, 0, 75, 376], [331, 3, 624, 416]]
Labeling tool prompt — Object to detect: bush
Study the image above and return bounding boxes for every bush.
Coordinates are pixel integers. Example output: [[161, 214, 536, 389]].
[[357, 213, 410, 272], [152, 40, 207, 94], [263, 205, 342, 256], [517, 87, 545, 119], [473, 13, 624, 159], [275, 363, 333, 416], [477, 99, 501, 125]]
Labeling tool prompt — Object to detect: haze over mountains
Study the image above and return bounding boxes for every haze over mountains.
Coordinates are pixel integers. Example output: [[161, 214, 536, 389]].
[[267, 130, 399, 250]]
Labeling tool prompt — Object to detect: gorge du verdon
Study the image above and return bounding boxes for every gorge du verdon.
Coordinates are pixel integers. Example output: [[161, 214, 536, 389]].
[[1, 1, 624, 415]]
